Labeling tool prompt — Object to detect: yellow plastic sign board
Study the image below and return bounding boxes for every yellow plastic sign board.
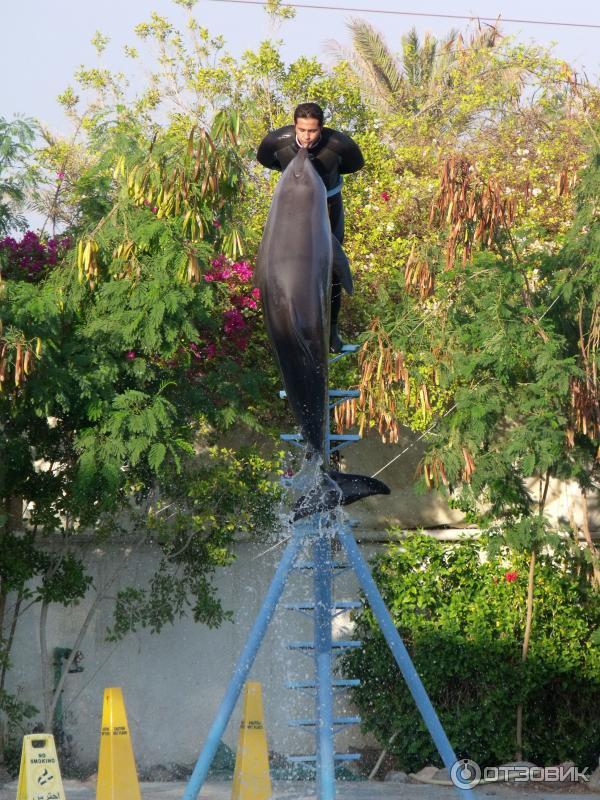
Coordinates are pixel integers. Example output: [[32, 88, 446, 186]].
[[96, 687, 141, 800], [16, 733, 66, 800], [231, 681, 272, 800]]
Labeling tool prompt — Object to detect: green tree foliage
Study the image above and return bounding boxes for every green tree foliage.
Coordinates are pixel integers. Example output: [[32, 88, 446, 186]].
[[343, 27, 600, 757], [344, 535, 600, 771], [107, 446, 282, 639], [355, 144, 600, 563], [0, 117, 36, 235]]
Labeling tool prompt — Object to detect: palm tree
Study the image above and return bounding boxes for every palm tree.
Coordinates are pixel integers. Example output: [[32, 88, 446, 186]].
[[328, 19, 501, 116]]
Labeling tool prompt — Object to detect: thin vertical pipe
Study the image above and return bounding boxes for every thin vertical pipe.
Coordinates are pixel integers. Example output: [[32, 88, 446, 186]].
[[313, 527, 336, 800], [183, 529, 304, 800], [338, 524, 473, 800]]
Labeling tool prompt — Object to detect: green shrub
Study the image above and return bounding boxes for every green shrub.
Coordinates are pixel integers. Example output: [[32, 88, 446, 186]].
[[343, 533, 600, 771]]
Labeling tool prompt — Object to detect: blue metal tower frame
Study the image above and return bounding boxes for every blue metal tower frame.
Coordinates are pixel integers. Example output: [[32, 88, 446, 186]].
[[183, 345, 473, 800]]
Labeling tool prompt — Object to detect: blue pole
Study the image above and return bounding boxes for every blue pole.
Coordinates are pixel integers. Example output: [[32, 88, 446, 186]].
[[337, 525, 473, 800], [313, 528, 336, 800], [183, 529, 304, 800]]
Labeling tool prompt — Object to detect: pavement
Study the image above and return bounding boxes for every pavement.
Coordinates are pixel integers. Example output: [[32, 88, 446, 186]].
[[1, 778, 600, 799]]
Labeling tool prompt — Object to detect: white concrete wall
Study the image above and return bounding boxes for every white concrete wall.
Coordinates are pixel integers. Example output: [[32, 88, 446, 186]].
[[341, 432, 600, 535], [6, 538, 381, 771]]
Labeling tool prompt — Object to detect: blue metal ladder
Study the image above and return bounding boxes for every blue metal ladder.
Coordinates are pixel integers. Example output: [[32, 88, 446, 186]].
[[281, 345, 365, 789], [182, 344, 473, 800]]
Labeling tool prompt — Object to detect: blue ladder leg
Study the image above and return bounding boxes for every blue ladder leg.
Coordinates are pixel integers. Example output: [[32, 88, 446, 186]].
[[183, 528, 305, 800], [313, 526, 336, 800], [337, 523, 474, 800]]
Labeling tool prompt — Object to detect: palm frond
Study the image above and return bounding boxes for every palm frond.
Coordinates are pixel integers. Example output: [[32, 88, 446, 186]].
[[347, 18, 404, 108], [470, 21, 503, 50], [401, 28, 421, 87]]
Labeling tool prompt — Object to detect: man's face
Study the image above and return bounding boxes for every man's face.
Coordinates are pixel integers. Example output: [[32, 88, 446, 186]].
[[294, 117, 322, 148]]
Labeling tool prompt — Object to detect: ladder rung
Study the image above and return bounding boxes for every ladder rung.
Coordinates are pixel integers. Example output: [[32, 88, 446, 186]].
[[287, 753, 361, 764], [289, 716, 361, 727], [283, 601, 361, 612], [287, 755, 317, 765], [280, 433, 360, 443], [293, 561, 347, 570], [287, 679, 361, 690], [330, 442, 357, 454], [287, 640, 362, 651], [279, 389, 360, 400], [329, 345, 359, 365]]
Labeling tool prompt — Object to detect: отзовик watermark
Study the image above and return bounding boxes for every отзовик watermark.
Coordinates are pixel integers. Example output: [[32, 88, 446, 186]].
[[450, 758, 589, 789]]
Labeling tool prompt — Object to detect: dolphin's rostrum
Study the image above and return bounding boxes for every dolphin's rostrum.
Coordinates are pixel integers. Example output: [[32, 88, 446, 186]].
[[256, 148, 390, 518]]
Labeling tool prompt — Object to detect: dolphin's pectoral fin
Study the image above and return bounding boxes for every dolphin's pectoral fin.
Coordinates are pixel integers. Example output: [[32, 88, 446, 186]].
[[292, 470, 390, 520], [332, 235, 353, 295]]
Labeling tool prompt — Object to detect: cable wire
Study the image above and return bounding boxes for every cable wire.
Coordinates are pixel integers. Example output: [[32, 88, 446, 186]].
[[206, 0, 600, 30], [370, 402, 456, 479]]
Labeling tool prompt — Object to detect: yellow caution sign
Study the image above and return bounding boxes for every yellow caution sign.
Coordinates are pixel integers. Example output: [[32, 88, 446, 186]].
[[96, 687, 141, 800], [16, 733, 66, 800], [231, 681, 272, 800]]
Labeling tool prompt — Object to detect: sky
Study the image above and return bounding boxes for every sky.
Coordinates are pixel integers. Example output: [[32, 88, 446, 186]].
[[1, 0, 599, 135]]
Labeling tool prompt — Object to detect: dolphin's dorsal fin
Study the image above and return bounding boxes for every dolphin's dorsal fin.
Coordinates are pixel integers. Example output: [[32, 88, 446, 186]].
[[332, 235, 353, 295]]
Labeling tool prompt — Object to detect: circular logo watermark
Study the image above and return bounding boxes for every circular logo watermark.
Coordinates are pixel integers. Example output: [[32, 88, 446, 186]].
[[450, 758, 482, 789]]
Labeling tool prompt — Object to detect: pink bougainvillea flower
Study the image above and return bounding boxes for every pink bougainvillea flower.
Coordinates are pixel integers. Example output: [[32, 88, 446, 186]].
[[0, 231, 69, 282], [209, 267, 231, 282], [233, 261, 253, 282], [204, 343, 217, 359], [212, 219, 221, 228], [56, 171, 65, 180], [505, 571, 518, 583], [251, 287, 260, 299], [223, 308, 246, 334], [125, 350, 137, 361], [380, 190, 391, 202], [189, 342, 203, 360]]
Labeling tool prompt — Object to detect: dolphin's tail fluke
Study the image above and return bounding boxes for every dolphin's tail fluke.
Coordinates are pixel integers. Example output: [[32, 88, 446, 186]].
[[329, 470, 391, 506], [292, 470, 390, 521]]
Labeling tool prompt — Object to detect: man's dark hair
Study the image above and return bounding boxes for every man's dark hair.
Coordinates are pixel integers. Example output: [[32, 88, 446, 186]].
[[294, 102, 324, 126]]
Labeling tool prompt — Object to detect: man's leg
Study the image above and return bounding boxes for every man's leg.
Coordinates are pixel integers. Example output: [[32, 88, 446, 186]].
[[328, 194, 345, 353], [330, 273, 343, 353]]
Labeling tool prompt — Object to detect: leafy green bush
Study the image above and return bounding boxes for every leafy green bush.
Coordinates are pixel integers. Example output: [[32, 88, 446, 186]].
[[343, 533, 600, 771]]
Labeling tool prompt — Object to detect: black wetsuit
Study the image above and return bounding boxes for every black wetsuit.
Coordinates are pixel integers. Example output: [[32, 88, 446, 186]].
[[257, 125, 364, 332]]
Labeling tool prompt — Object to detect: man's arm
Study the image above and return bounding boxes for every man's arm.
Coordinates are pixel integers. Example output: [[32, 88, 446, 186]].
[[327, 130, 365, 175], [257, 130, 281, 170], [257, 125, 295, 171]]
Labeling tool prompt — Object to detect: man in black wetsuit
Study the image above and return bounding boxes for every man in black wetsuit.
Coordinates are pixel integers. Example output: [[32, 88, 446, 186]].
[[257, 102, 364, 352]]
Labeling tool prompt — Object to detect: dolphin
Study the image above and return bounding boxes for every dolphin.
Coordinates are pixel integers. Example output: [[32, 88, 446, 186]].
[[256, 148, 390, 518]]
